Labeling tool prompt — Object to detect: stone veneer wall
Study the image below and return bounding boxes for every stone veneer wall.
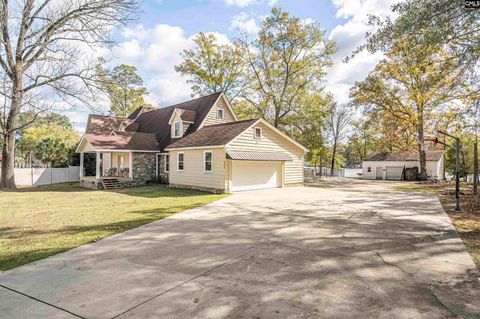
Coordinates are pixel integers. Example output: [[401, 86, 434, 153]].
[[132, 152, 156, 183]]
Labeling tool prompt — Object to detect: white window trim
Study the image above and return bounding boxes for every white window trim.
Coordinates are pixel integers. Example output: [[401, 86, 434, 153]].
[[174, 122, 182, 138], [177, 152, 184, 171], [204, 151, 213, 173], [254, 127, 262, 139], [164, 154, 170, 173], [217, 108, 224, 119]]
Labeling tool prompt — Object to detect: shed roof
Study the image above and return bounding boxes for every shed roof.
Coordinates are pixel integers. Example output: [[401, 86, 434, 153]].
[[365, 150, 444, 162], [226, 151, 292, 161]]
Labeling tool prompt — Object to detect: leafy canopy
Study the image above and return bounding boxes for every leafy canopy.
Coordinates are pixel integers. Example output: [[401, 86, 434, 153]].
[[238, 8, 336, 127], [175, 33, 246, 100], [99, 63, 151, 117]]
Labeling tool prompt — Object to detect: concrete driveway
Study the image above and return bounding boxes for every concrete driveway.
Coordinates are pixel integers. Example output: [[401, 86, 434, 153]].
[[1, 180, 479, 319]]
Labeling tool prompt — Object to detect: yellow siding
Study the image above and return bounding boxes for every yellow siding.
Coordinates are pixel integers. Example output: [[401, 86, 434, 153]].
[[226, 122, 305, 184], [168, 148, 226, 190], [202, 96, 236, 126]]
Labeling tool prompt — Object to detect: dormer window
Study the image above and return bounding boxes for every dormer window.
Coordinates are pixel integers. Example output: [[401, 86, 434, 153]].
[[174, 122, 181, 138], [254, 127, 262, 139], [217, 108, 224, 119]]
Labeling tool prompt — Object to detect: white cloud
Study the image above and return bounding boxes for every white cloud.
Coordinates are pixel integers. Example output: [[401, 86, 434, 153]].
[[224, 0, 257, 7], [223, 0, 277, 7], [229, 12, 260, 34], [111, 24, 196, 107], [110, 24, 235, 108], [326, 0, 400, 104]]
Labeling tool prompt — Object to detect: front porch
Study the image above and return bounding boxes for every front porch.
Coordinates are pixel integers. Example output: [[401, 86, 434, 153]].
[[79, 151, 159, 189]]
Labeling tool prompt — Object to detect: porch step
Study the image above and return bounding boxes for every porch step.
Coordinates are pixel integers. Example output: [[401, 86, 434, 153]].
[[101, 178, 122, 190]]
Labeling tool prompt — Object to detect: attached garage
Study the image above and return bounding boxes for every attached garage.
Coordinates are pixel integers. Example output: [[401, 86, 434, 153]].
[[385, 166, 403, 181], [227, 151, 290, 192], [231, 160, 281, 191], [166, 118, 307, 194]]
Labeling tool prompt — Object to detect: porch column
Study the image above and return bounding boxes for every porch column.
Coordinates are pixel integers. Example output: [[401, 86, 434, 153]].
[[79, 152, 84, 177], [129, 152, 133, 179], [96, 151, 101, 179]]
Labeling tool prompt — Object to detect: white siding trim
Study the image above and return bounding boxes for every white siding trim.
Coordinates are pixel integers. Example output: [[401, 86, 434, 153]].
[[166, 145, 225, 151]]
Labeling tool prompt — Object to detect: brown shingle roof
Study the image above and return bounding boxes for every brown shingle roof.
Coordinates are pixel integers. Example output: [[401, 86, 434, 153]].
[[86, 115, 125, 134], [84, 132, 159, 151], [178, 109, 196, 122], [365, 150, 444, 162], [166, 119, 259, 150], [130, 92, 223, 151]]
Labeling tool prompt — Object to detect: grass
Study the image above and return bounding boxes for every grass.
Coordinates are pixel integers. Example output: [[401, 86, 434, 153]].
[[0, 183, 227, 271], [392, 181, 480, 268]]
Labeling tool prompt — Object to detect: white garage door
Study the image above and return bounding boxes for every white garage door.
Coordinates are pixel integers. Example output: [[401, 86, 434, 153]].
[[232, 161, 281, 192], [386, 166, 403, 181]]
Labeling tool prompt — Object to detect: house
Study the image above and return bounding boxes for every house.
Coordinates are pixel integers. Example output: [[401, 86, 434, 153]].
[[76, 92, 307, 192], [362, 150, 445, 181]]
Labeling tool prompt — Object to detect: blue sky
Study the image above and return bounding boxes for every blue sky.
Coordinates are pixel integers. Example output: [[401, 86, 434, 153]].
[[69, 0, 398, 132]]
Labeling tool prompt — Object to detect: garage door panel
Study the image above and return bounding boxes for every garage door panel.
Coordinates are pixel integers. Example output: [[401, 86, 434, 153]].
[[232, 161, 281, 192], [386, 166, 403, 181]]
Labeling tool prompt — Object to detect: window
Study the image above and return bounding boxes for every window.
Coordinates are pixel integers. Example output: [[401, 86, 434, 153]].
[[367, 167, 371, 173], [254, 127, 262, 139], [217, 108, 224, 119], [204, 151, 212, 172], [177, 153, 184, 171], [174, 122, 181, 137], [164, 155, 169, 172]]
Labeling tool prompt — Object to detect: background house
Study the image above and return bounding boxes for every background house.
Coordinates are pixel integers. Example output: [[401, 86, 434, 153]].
[[362, 151, 445, 181]]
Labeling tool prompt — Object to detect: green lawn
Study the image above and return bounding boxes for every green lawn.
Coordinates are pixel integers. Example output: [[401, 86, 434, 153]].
[[0, 183, 227, 271]]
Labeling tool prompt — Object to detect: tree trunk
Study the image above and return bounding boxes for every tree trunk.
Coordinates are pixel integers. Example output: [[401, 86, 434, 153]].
[[330, 141, 337, 176], [417, 110, 427, 180], [0, 72, 23, 189]]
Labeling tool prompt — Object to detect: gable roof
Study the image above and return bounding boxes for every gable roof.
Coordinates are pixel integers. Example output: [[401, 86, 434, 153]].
[[365, 150, 444, 162], [166, 119, 259, 150], [129, 92, 223, 151], [83, 132, 159, 151], [85, 114, 125, 134]]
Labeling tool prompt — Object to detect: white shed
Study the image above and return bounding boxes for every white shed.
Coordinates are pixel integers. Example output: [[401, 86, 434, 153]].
[[362, 151, 445, 181]]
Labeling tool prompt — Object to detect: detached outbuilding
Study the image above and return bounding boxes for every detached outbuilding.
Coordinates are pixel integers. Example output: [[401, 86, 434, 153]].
[[362, 151, 445, 181]]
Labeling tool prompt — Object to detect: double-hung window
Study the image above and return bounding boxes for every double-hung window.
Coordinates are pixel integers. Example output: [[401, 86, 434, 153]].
[[204, 151, 212, 172], [217, 109, 224, 119], [174, 122, 181, 137], [165, 155, 170, 172], [177, 153, 184, 171]]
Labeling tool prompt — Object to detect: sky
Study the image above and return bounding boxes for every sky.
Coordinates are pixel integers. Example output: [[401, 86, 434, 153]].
[[68, 0, 399, 132]]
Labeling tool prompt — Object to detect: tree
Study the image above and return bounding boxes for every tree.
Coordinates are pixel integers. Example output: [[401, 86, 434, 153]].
[[285, 93, 332, 169], [0, 0, 139, 189], [326, 104, 351, 174], [175, 33, 246, 100], [351, 34, 469, 180], [99, 63, 150, 117], [358, 0, 480, 69], [19, 123, 79, 167], [238, 8, 336, 128]]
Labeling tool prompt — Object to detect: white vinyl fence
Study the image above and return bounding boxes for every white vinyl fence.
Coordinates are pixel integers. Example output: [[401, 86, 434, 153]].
[[0, 166, 80, 186]]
